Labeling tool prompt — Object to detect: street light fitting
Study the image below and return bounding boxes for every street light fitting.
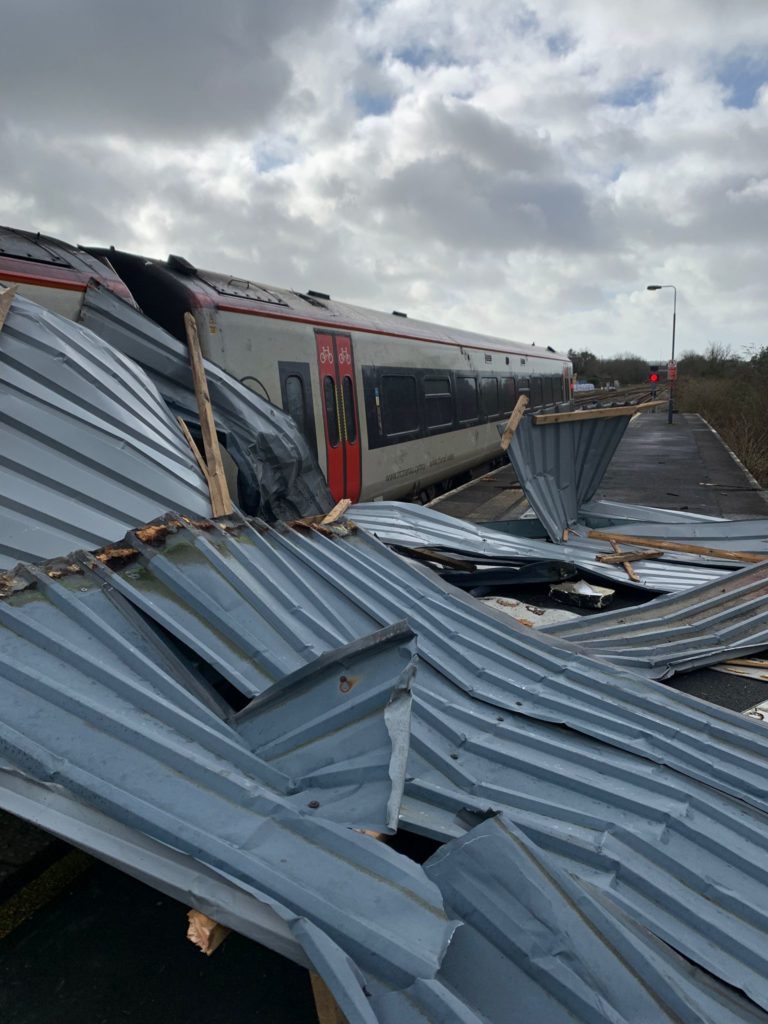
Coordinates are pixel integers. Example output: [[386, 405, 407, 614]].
[[647, 285, 662, 290]]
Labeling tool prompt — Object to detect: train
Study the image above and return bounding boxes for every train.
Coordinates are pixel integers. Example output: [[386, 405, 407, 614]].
[[0, 226, 572, 502]]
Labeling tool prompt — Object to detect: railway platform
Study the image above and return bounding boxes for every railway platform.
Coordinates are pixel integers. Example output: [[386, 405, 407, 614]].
[[2, 409, 767, 1024]]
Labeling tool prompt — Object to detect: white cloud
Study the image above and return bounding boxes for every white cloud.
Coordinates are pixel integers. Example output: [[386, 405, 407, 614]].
[[1, 0, 768, 355]]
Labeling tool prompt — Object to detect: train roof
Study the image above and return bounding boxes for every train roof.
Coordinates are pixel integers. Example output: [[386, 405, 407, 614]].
[[90, 248, 571, 365], [0, 226, 134, 300]]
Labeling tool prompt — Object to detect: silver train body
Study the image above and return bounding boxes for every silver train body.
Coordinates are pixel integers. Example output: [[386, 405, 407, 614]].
[[0, 227, 572, 502]]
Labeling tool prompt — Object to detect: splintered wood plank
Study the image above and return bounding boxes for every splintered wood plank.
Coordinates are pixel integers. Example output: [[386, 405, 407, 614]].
[[595, 549, 664, 565], [177, 416, 212, 487], [183, 312, 233, 518], [609, 540, 640, 582], [532, 400, 665, 425], [321, 498, 352, 525], [500, 395, 529, 451], [589, 530, 767, 564], [186, 910, 231, 955], [309, 972, 348, 1024], [0, 283, 18, 333]]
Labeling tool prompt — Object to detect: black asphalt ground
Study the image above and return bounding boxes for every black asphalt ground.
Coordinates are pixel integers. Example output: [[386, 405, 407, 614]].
[[2, 409, 767, 1023]]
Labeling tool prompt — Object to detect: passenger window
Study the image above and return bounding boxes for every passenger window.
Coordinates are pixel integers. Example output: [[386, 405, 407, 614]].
[[341, 376, 357, 444], [530, 378, 543, 408], [381, 374, 419, 435], [284, 375, 306, 435], [424, 376, 454, 429], [480, 376, 499, 418], [500, 376, 518, 413], [456, 376, 479, 423], [324, 376, 339, 447]]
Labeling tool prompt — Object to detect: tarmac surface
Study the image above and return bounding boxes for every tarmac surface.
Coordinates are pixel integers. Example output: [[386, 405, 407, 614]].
[[2, 409, 767, 1023]]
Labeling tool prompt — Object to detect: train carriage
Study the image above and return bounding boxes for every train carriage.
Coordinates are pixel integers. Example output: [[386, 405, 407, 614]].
[[0, 226, 572, 502]]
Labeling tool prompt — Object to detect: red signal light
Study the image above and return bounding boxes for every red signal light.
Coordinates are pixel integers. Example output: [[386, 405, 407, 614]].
[[649, 372, 659, 383]]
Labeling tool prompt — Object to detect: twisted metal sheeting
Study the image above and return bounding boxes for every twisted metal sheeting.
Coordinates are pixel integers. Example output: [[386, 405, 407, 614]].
[[351, 501, 731, 591], [5, 514, 768, 1018], [545, 560, 768, 678], [504, 408, 633, 541], [0, 294, 211, 567]]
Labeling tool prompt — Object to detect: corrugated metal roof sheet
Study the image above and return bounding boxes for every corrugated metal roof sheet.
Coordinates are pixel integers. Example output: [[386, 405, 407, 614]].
[[0, 294, 212, 567], [503, 408, 634, 541], [545, 561, 768, 678], [351, 501, 731, 591], [6, 512, 768, 1017]]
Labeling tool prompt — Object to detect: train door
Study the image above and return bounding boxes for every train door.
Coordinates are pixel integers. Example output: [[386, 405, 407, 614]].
[[315, 331, 362, 502], [278, 361, 318, 460]]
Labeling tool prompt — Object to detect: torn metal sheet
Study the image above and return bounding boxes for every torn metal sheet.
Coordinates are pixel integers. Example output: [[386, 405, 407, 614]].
[[503, 407, 634, 541], [8, 513, 768, 1016], [0, 294, 212, 568], [79, 281, 331, 521], [366, 814, 763, 1024], [546, 561, 768, 678], [0, 560, 456, 989], [351, 501, 731, 591], [234, 625, 416, 833]]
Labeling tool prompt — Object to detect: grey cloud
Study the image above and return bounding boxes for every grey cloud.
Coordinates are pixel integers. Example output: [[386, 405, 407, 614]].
[[423, 98, 558, 172], [374, 154, 610, 252], [0, 0, 338, 140]]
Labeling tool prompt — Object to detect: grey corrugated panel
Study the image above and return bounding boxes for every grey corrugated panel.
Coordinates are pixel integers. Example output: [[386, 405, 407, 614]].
[[373, 813, 764, 1024], [75, 512, 768, 1005], [0, 562, 456, 988], [0, 294, 212, 567], [0, 762, 308, 967], [6, 515, 768, 1012], [351, 502, 730, 591], [79, 281, 332, 521], [545, 562, 768, 678], [235, 626, 416, 833], [579, 499, 728, 526], [504, 409, 633, 541]]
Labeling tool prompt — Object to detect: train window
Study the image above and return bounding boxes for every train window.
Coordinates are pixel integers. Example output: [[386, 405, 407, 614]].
[[341, 376, 357, 443], [456, 375, 479, 423], [381, 374, 419, 435], [324, 376, 340, 447], [529, 378, 544, 408], [424, 376, 454, 429], [543, 377, 557, 405], [500, 376, 518, 413], [480, 376, 499, 418], [284, 375, 307, 436]]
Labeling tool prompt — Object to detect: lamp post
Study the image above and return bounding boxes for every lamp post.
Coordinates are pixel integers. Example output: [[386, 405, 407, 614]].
[[647, 284, 677, 424]]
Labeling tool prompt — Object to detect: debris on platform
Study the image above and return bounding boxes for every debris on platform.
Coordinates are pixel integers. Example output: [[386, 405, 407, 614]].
[[550, 579, 615, 609], [547, 559, 768, 678]]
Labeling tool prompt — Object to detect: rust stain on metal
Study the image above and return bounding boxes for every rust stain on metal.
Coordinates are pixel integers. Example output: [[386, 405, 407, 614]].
[[339, 674, 361, 693]]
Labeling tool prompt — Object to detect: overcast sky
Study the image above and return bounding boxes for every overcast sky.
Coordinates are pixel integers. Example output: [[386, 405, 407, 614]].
[[1, 0, 767, 357]]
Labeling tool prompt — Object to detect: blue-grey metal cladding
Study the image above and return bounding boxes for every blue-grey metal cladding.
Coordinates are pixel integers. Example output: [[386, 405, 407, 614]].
[[365, 813, 765, 1024], [351, 501, 731, 591], [546, 560, 768, 678], [0, 558, 456, 988], [503, 408, 633, 541], [0, 294, 212, 567], [6, 514, 768, 1016], [79, 281, 332, 521], [72, 512, 768, 1009]]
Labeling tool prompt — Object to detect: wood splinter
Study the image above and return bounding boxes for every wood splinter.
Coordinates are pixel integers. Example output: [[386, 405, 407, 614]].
[[609, 540, 640, 583], [186, 910, 231, 956], [499, 395, 529, 451], [321, 498, 352, 525], [183, 312, 233, 519]]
